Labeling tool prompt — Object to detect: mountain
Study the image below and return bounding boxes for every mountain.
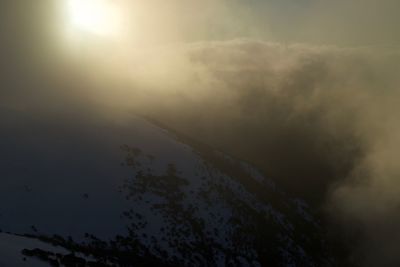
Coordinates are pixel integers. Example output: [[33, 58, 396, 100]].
[[0, 107, 333, 266]]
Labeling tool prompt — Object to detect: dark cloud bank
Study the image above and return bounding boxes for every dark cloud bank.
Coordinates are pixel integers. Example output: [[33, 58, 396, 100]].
[[125, 41, 400, 266]]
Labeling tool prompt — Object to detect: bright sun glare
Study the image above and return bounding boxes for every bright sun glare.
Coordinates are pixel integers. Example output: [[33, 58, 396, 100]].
[[67, 0, 122, 36]]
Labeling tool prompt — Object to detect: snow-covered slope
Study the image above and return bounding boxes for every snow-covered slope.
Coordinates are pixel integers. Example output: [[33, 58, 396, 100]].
[[0, 108, 333, 266]]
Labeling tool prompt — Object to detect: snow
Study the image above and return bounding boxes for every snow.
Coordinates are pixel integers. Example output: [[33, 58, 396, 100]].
[[0, 108, 327, 266], [0, 233, 68, 267]]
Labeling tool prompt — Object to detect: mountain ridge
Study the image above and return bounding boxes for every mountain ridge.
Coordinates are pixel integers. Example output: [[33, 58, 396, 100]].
[[0, 110, 333, 266]]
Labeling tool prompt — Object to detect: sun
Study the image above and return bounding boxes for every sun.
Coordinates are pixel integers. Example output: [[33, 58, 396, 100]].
[[67, 0, 123, 36]]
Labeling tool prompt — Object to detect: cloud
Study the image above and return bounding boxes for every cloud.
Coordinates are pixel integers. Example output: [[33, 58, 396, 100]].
[[115, 40, 400, 265]]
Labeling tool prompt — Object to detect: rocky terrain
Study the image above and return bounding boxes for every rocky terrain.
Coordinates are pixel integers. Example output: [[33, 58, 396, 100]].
[[0, 108, 333, 266]]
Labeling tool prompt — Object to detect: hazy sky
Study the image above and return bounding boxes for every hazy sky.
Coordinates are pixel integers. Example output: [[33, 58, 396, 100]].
[[2, 0, 399, 55], [114, 0, 400, 46], [226, 0, 400, 45]]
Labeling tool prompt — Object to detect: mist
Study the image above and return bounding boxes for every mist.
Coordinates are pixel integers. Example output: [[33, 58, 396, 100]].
[[76, 40, 400, 265], [100, 42, 400, 266], [1, 0, 400, 266]]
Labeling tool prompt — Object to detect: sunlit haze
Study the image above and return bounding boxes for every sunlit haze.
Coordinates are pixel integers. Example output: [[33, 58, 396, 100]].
[[66, 0, 123, 36]]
